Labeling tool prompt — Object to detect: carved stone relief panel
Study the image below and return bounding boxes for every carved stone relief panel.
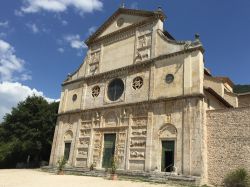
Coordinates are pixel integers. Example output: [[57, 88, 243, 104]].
[[137, 34, 152, 49], [115, 131, 127, 165], [131, 126, 147, 137], [135, 32, 152, 63], [81, 122, 91, 129], [104, 111, 118, 127], [80, 129, 91, 137], [79, 137, 89, 148], [77, 148, 88, 158], [130, 139, 146, 148], [88, 50, 100, 75], [92, 131, 103, 165], [89, 63, 99, 75], [90, 51, 101, 64], [130, 150, 145, 159]]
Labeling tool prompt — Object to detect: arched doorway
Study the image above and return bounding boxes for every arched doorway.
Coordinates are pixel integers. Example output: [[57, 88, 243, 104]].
[[158, 124, 177, 172], [64, 130, 73, 161]]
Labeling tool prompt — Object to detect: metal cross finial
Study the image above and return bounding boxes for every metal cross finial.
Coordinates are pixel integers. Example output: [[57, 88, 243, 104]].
[[121, 0, 125, 8]]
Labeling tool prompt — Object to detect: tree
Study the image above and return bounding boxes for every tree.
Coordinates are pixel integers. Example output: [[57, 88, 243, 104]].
[[0, 95, 59, 168]]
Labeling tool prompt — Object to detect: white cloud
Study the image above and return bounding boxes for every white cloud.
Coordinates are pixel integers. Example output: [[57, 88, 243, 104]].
[[14, 10, 24, 17], [57, 47, 65, 53], [0, 39, 31, 82], [0, 82, 57, 121], [0, 21, 9, 28], [64, 34, 87, 49], [26, 23, 39, 33], [61, 20, 68, 26], [88, 26, 97, 35], [20, 0, 103, 15]]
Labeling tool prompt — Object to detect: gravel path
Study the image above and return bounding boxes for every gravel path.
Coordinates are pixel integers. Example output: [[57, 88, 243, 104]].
[[0, 169, 175, 187]]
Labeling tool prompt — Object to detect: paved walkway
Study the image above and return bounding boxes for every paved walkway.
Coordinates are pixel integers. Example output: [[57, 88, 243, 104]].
[[0, 169, 176, 187]]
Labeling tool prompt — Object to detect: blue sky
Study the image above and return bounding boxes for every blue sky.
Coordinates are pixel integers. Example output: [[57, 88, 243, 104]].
[[0, 0, 250, 120]]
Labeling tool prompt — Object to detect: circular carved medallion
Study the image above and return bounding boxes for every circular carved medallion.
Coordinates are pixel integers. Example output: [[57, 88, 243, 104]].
[[92, 86, 100, 97], [132, 76, 143, 90]]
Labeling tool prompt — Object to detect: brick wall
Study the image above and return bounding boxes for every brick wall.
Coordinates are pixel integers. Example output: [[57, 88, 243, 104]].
[[206, 107, 250, 185]]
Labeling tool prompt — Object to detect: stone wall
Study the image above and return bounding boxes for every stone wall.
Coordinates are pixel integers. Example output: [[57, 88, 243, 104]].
[[238, 93, 250, 107], [206, 107, 250, 185]]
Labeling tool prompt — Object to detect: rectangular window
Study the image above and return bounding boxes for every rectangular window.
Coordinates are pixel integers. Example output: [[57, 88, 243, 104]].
[[64, 142, 71, 161]]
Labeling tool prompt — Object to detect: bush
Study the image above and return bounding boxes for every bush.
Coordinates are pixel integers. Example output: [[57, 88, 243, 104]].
[[224, 168, 250, 187], [57, 157, 67, 171]]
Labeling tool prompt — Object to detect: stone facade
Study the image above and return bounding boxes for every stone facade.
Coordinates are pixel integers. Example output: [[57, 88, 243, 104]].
[[49, 7, 249, 186], [206, 107, 250, 185]]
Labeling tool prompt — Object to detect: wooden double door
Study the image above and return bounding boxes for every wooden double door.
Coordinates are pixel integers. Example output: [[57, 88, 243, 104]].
[[102, 134, 116, 168], [161, 140, 175, 172]]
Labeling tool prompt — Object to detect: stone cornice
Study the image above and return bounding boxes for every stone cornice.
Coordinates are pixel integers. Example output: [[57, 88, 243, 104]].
[[57, 93, 205, 116], [62, 46, 204, 86]]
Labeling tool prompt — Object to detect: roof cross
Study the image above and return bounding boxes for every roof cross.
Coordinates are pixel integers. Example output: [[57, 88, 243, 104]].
[[120, 0, 125, 8]]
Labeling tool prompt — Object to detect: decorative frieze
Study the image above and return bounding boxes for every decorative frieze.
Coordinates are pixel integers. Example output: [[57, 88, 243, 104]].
[[130, 139, 146, 147], [131, 127, 147, 137], [79, 138, 89, 148], [80, 129, 91, 137], [130, 150, 145, 159], [77, 148, 88, 158], [90, 51, 101, 64], [115, 130, 127, 166], [92, 131, 103, 164], [135, 31, 152, 63], [137, 34, 152, 49], [81, 122, 91, 129]]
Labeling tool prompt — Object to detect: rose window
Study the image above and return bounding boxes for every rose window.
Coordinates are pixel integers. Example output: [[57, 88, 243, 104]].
[[132, 76, 143, 90], [92, 86, 100, 97]]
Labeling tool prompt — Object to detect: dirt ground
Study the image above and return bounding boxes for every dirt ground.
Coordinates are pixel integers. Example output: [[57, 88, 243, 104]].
[[0, 169, 177, 187]]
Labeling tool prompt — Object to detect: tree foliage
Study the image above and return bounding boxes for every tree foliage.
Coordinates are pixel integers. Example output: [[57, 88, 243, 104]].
[[234, 85, 250, 93], [0, 95, 59, 168]]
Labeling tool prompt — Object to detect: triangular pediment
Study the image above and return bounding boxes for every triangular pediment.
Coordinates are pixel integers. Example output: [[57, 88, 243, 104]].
[[85, 8, 165, 45]]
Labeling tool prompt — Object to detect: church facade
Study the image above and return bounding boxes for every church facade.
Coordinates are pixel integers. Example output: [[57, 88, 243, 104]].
[[49, 7, 250, 185]]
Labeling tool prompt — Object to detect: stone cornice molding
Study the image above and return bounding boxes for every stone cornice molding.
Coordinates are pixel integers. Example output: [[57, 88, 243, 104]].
[[58, 93, 205, 116], [157, 29, 187, 45], [62, 46, 204, 86]]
